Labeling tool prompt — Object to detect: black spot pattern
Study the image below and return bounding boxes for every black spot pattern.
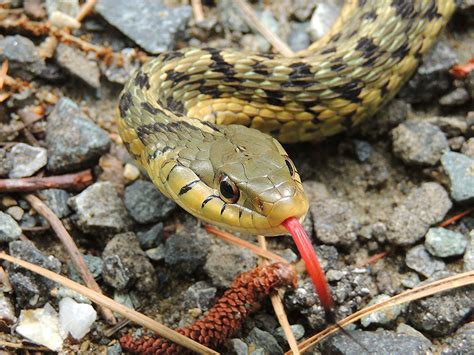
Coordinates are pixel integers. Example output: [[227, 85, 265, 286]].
[[119, 92, 133, 118], [391, 0, 415, 19], [321, 47, 337, 55], [141, 102, 160, 115], [252, 62, 269, 76], [166, 69, 191, 84], [134, 71, 150, 89], [424, 3, 440, 20], [179, 180, 200, 196], [362, 10, 377, 20], [162, 51, 184, 63], [356, 37, 379, 58], [263, 89, 285, 106], [285, 62, 314, 88], [206, 48, 241, 83], [392, 42, 410, 59], [166, 96, 185, 115], [332, 80, 363, 102]]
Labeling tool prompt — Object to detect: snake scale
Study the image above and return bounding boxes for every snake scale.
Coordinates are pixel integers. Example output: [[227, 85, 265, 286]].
[[117, 0, 455, 237]]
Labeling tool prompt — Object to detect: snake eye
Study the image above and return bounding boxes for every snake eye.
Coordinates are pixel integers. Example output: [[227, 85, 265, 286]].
[[219, 175, 240, 203], [285, 157, 295, 177]]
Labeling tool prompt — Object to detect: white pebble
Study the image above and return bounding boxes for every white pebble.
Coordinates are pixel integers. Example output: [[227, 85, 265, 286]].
[[123, 163, 140, 181], [59, 297, 97, 340], [8, 143, 47, 178]]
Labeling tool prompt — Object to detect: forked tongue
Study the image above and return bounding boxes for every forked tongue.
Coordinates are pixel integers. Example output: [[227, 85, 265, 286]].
[[282, 217, 334, 322]]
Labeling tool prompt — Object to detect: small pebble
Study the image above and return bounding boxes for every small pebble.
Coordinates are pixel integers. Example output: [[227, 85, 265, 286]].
[[361, 294, 405, 327], [309, 0, 342, 40], [145, 244, 165, 261], [0, 35, 46, 80], [182, 281, 216, 312], [396, 323, 430, 342], [59, 297, 96, 340], [55, 43, 100, 88], [39, 189, 71, 218], [123, 163, 140, 181], [274, 324, 305, 342], [441, 323, 474, 355], [0, 148, 12, 177], [464, 231, 474, 271], [246, 327, 282, 355], [448, 136, 465, 151], [425, 116, 468, 137], [68, 254, 104, 282], [0, 292, 16, 325], [45, 0, 80, 17], [400, 272, 421, 289], [391, 121, 449, 166], [288, 22, 311, 52], [352, 139, 373, 162], [0, 212, 22, 242], [425, 227, 468, 258], [441, 151, 474, 203], [136, 222, 164, 249], [102, 255, 131, 290], [8, 143, 47, 178], [461, 137, 474, 158], [405, 245, 445, 278], [16, 304, 63, 351], [439, 87, 470, 106], [6, 206, 24, 221], [227, 338, 248, 355]]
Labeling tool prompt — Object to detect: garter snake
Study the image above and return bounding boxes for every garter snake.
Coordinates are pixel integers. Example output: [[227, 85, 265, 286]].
[[117, 0, 455, 237]]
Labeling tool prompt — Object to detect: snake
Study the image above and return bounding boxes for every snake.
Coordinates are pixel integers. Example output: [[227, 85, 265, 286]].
[[117, 0, 455, 238]]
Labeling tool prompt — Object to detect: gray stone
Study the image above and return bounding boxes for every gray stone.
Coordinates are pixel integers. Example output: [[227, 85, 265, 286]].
[[311, 199, 360, 246], [406, 245, 446, 278], [291, 0, 319, 21], [124, 180, 177, 224], [309, 0, 343, 40], [46, 98, 110, 173], [0, 293, 16, 325], [400, 272, 421, 289], [45, 0, 80, 17], [275, 324, 305, 342], [361, 294, 405, 327], [391, 121, 449, 166], [67, 254, 104, 282], [39, 189, 71, 218], [441, 151, 474, 203], [182, 281, 216, 312], [136, 222, 164, 250], [441, 323, 474, 355], [227, 338, 248, 355], [408, 272, 473, 336], [396, 323, 430, 341], [107, 343, 123, 355], [425, 227, 468, 258], [448, 136, 465, 151], [8, 240, 61, 307], [0, 148, 11, 177], [352, 139, 373, 162], [68, 182, 131, 235], [100, 48, 140, 85], [399, 40, 459, 103], [246, 327, 282, 355], [386, 183, 452, 245], [425, 116, 468, 138], [102, 255, 131, 290], [0, 212, 22, 242], [145, 244, 165, 261], [204, 244, 257, 288], [55, 43, 100, 89], [96, 0, 192, 54], [439, 87, 470, 106], [102, 232, 157, 292], [218, 0, 250, 33], [464, 231, 474, 271], [461, 137, 474, 158], [288, 23, 311, 52], [321, 329, 431, 354], [0, 35, 46, 80], [8, 143, 47, 178]]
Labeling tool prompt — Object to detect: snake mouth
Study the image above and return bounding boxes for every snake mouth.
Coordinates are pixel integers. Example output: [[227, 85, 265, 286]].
[[266, 193, 309, 227], [282, 217, 334, 320]]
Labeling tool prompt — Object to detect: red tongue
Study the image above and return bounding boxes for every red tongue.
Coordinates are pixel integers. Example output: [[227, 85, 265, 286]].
[[282, 217, 334, 317]]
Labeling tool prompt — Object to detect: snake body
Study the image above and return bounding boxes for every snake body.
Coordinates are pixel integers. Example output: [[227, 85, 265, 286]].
[[117, 0, 455, 236]]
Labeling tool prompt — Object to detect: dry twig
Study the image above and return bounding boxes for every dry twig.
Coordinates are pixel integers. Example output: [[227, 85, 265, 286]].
[[439, 208, 473, 227], [23, 194, 117, 325], [0, 170, 93, 192], [76, 0, 97, 23], [191, 0, 204, 22]]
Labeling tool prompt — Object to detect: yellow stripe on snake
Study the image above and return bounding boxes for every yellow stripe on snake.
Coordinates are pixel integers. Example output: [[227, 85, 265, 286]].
[[117, 0, 455, 237]]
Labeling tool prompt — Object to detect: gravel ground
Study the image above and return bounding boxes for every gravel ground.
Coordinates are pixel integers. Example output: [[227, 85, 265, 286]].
[[0, 0, 473, 354]]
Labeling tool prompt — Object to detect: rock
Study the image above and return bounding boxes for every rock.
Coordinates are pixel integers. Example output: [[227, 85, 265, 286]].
[[0, 148, 11, 177], [391, 121, 448, 166], [182, 281, 216, 312], [0, 212, 22, 242], [55, 43, 100, 89], [246, 327, 282, 355], [59, 297, 96, 340], [101, 48, 141, 85], [164, 229, 210, 274], [290, 0, 319, 21], [217, 0, 250, 33], [124, 180, 177, 224], [352, 139, 373, 162], [408, 272, 473, 336], [405, 245, 445, 278], [441, 323, 474, 355], [0, 35, 46, 80], [400, 272, 421, 289], [309, 0, 343, 40], [204, 244, 257, 288], [439, 87, 470, 106], [56, 287, 91, 305], [396, 323, 430, 341], [68, 182, 131, 235], [275, 324, 305, 342], [6, 206, 23, 221], [39, 189, 71, 218], [0, 292, 16, 325], [448, 136, 465, 151], [102, 232, 157, 292], [288, 22, 311, 52], [8, 143, 47, 178], [96, 0, 192, 54], [461, 137, 474, 158], [227, 338, 248, 355], [302, 180, 330, 201], [361, 294, 405, 327], [46, 97, 111, 173], [310, 199, 360, 246], [255, 10, 279, 53], [102, 255, 131, 290], [67, 254, 104, 282], [441, 151, 474, 203], [425, 228, 468, 258], [399, 40, 458, 103], [15, 304, 63, 351], [386, 183, 452, 246], [123, 162, 140, 181], [136, 222, 164, 250], [321, 329, 431, 354], [424, 116, 468, 137], [8, 240, 61, 308], [464, 231, 474, 271], [145, 244, 165, 261], [45, 0, 80, 17]]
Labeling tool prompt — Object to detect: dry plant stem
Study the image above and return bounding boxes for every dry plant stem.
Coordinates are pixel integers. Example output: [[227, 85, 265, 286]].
[[191, 0, 204, 22], [439, 208, 473, 227], [23, 193, 117, 325], [0, 253, 216, 355], [288, 270, 474, 354], [0, 170, 93, 192], [257, 235, 300, 355], [0, 340, 48, 351], [0, 59, 8, 89], [75, 0, 96, 22], [205, 225, 288, 263], [120, 262, 297, 354], [234, 0, 294, 57]]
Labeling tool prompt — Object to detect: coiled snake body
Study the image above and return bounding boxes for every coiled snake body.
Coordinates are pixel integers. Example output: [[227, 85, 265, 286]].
[[117, 0, 454, 236]]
